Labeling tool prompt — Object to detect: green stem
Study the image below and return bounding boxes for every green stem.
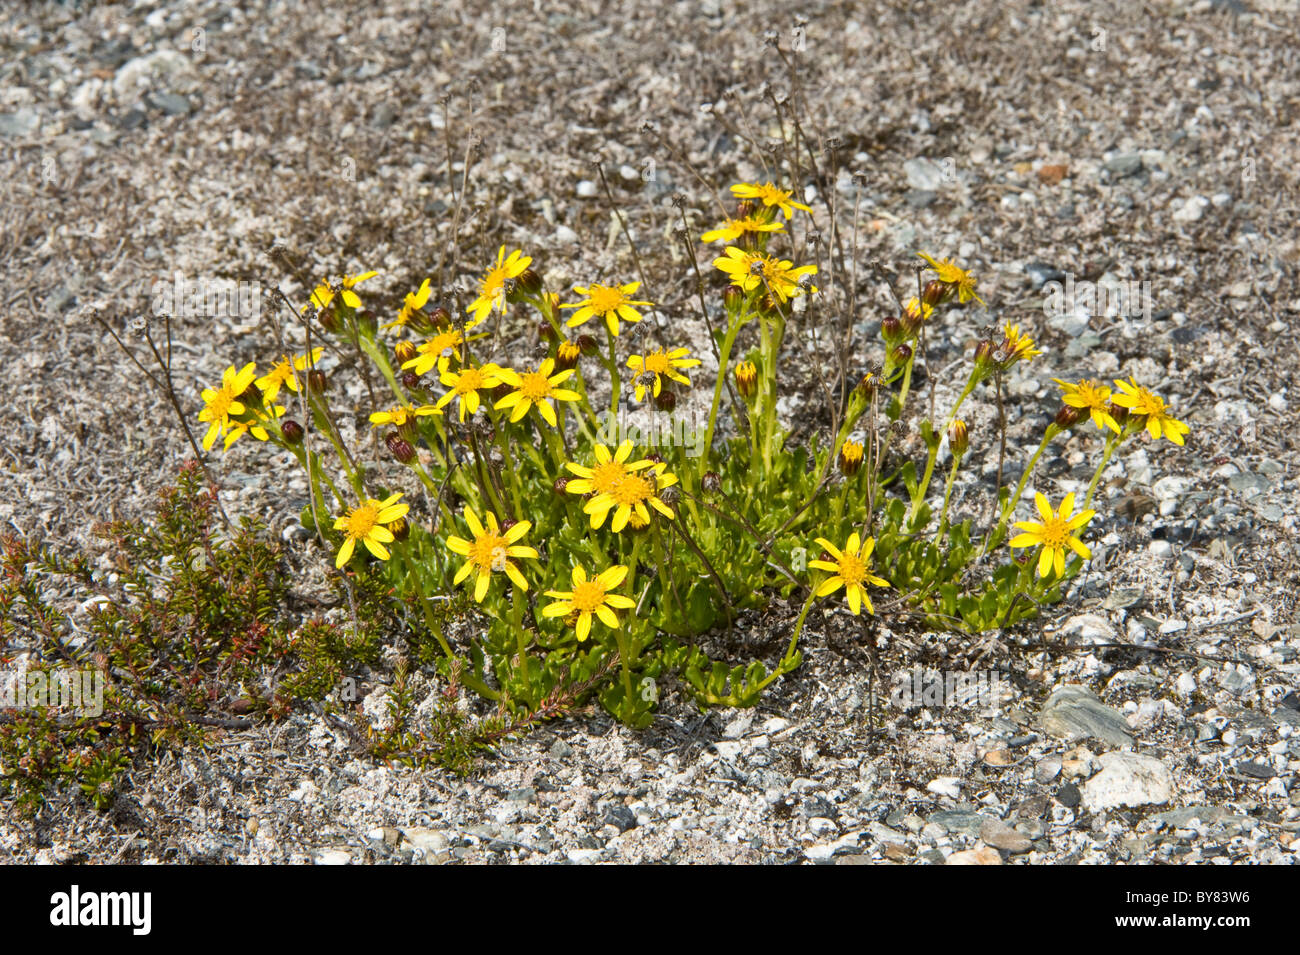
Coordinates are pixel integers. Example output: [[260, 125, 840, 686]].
[[1083, 429, 1124, 511], [983, 426, 1058, 556], [699, 319, 742, 481]]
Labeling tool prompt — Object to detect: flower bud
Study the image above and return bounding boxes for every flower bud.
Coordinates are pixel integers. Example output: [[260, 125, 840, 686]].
[[317, 307, 340, 334], [890, 343, 913, 365], [401, 371, 424, 394], [922, 279, 949, 307], [577, 334, 598, 355], [385, 431, 416, 465], [974, 338, 995, 365], [1108, 402, 1130, 428], [305, 369, 327, 395], [723, 284, 745, 311], [556, 340, 581, 370], [855, 372, 878, 397], [736, 200, 757, 218], [838, 440, 864, 476], [654, 388, 677, 412], [702, 471, 722, 493], [388, 517, 410, 542], [500, 517, 518, 535], [538, 320, 557, 342], [1054, 405, 1085, 429], [645, 452, 664, 465], [881, 315, 903, 342], [515, 268, 543, 297], [394, 341, 417, 365], [356, 309, 378, 336], [428, 306, 451, 329], [280, 419, 304, 445], [735, 360, 758, 398], [948, 419, 969, 457]]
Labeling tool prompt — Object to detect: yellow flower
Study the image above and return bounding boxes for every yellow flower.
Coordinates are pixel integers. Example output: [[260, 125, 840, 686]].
[[560, 281, 651, 337], [917, 252, 983, 304], [368, 403, 440, 429], [903, 297, 933, 324], [735, 360, 758, 397], [467, 246, 531, 328], [255, 348, 323, 403], [626, 347, 701, 401], [583, 460, 677, 533], [999, 322, 1043, 365], [198, 362, 258, 451], [338, 270, 379, 309], [1110, 377, 1190, 446], [810, 533, 890, 615], [1054, 378, 1120, 433], [712, 246, 817, 302], [223, 404, 285, 450], [542, 564, 637, 642], [333, 492, 408, 568], [1009, 492, 1095, 579], [302, 282, 335, 313], [494, 358, 580, 427], [402, 327, 464, 377], [435, 362, 505, 422], [700, 215, 785, 244], [382, 277, 432, 331], [838, 440, 864, 476], [730, 182, 811, 219], [564, 441, 655, 499], [445, 507, 538, 602]]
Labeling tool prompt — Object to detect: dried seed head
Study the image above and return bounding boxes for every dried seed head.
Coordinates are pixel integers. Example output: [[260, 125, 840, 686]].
[[552, 477, 569, 496], [702, 471, 722, 493], [658, 484, 680, 506]]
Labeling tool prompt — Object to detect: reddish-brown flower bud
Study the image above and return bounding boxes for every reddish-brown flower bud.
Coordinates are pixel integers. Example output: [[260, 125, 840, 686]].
[[280, 419, 304, 445], [515, 269, 543, 297], [922, 279, 949, 307], [654, 388, 677, 412], [305, 369, 327, 395], [317, 307, 340, 334], [576, 334, 598, 355], [1054, 405, 1085, 429], [385, 431, 416, 465], [881, 315, 903, 342], [891, 343, 913, 365], [428, 306, 451, 328], [401, 371, 424, 394], [394, 341, 418, 365], [723, 284, 745, 310], [538, 320, 557, 342]]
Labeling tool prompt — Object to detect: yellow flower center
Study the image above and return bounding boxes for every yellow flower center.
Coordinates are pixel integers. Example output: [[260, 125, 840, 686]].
[[342, 503, 380, 539], [589, 460, 628, 494], [480, 266, 510, 298], [570, 579, 610, 613], [1130, 390, 1165, 417], [517, 371, 553, 401], [428, 330, 462, 355], [585, 284, 627, 313], [642, 351, 671, 375], [836, 552, 870, 587], [467, 531, 510, 572], [1035, 517, 1070, 550], [611, 474, 654, 507], [207, 388, 237, 420], [455, 368, 484, 395]]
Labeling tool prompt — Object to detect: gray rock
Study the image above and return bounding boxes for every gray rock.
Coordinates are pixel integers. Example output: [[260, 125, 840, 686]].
[[1227, 471, 1269, 498], [979, 818, 1033, 853], [1036, 685, 1133, 746], [1081, 752, 1173, 811], [1103, 587, 1144, 610], [604, 806, 637, 832], [507, 786, 537, 804], [928, 810, 985, 838], [903, 157, 947, 191], [549, 738, 573, 758], [0, 108, 39, 138], [149, 92, 192, 116], [904, 189, 937, 209], [1104, 153, 1143, 178], [1026, 262, 1066, 290], [1152, 805, 1251, 829]]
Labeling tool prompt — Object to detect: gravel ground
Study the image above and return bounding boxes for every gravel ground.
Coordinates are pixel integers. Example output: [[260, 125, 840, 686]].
[[2, 0, 1299, 863]]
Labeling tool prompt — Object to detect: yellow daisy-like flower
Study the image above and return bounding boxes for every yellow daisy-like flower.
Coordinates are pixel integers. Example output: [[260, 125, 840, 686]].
[[560, 281, 651, 337], [810, 533, 890, 615], [730, 182, 811, 220], [467, 246, 532, 328], [542, 564, 637, 643], [445, 507, 539, 603], [999, 322, 1043, 365], [583, 461, 677, 533], [1009, 492, 1095, 579], [435, 362, 505, 422], [903, 297, 934, 324], [338, 270, 379, 309], [700, 215, 785, 244], [223, 404, 286, 450], [494, 358, 580, 428], [302, 281, 335, 313], [735, 360, 758, 397], [255, 347, 323, 403], [197, 362, 258, 451], [402, 327, 465, 377], [368, 403, 441, 429], [382, 277, 432, 331], [564, 441, 655, 499], [626, 347, 701, 401], [333, 492, 408, 568], [1110, 377, 1190, 446], [713, 246, 818, 302], [917, 252, 983, 305], [1054, 378, 1120, 433]]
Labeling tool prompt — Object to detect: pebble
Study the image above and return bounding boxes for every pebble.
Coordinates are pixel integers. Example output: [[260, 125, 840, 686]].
[[980, 818, 1033, 853], [903, 157, 947, 191], [1104, 152, 1143, 178], [554, 225, 579, 243], [946, 847, 1003, 865], [0, 108, 40, 138], [1036, 685, 1133, 747], [1081, 752, 1173, 811], [575, 180, 598, 198], [314, 848, 351, 865], [926, 776, 962, 799], [1172, 195, 1209, 222]]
